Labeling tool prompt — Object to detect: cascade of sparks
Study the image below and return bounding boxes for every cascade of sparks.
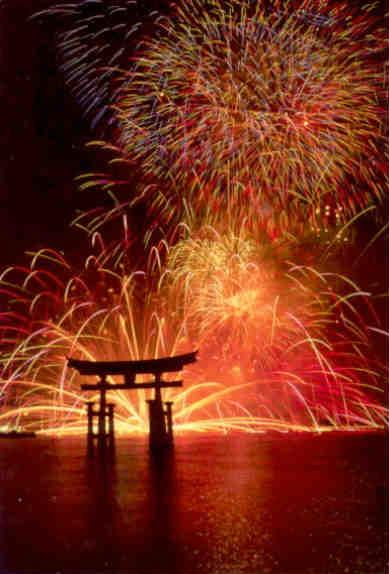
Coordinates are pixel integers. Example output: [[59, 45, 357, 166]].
[[0, 0, 387, 435], [0, 225, 386, 434], [36, 0, 162, 130], [118, 0, 386, 219]]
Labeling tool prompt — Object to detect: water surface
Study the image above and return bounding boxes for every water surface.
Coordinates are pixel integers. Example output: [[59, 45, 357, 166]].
[[0, 432, 386, 574]]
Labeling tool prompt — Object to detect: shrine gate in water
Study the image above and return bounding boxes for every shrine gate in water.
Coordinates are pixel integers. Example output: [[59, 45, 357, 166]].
[[68, 351, 197, 450]]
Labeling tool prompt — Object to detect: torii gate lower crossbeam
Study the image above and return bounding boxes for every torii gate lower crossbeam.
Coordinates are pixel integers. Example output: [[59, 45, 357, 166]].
[[68, 351, 197, 451]]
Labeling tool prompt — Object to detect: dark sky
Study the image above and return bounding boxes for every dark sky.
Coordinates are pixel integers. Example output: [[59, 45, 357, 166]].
[[0, 0, 96, 267], [0, 0, 173, 269]]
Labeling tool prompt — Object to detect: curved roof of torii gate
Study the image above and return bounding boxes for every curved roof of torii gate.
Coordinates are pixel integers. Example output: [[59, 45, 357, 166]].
[[68, 351, 198, 376]]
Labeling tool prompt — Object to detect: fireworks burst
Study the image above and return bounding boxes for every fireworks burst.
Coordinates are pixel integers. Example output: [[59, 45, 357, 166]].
[[118, 0, 385, 217], [0, 241, 180, 435], [0, 226, 386, 435], [37, 0, 162, 130]]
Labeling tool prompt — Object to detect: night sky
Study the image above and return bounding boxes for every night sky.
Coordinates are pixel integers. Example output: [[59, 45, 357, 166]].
[[1, 0, 98, 267], [1, 0, 178, 270]]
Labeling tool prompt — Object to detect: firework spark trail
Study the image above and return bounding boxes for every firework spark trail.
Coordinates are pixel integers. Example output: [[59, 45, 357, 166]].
[[36, 0, 162, 130], [118, 0, 385, 219], [162, 228, 387, 426], [0, 228, 386, 434], [73, 147, 373, 258], [0, 246, 171, 433], [44, 0, 386, 234]]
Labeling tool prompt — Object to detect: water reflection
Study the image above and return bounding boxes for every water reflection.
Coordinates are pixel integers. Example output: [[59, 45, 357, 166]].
[[137, 450, 181, 573], [0, 432, 386, 574], [83, 450, 119, 571]]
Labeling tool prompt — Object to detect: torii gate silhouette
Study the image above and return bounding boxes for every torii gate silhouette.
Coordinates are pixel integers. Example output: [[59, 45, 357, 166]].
[[68, 351, 197, 451]]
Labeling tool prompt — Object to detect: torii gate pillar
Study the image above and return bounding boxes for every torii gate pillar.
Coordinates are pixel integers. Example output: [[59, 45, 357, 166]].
[[147, 399, 168, 449], [146, 373, 175, 449]]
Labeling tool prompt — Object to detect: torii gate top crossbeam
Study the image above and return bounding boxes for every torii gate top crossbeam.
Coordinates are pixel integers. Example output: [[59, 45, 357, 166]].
[[68, 351, 197, 377]]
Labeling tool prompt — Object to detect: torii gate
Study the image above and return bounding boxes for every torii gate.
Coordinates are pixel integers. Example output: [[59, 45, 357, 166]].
[[68, 351, 197, 450]]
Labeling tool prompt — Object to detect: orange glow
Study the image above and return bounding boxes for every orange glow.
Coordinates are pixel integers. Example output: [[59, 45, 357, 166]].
[[0, 228, 386, 436]]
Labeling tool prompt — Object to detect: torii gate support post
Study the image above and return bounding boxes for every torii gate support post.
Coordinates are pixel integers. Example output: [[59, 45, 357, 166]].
[[86, 401, 94, 452], [85, 398, 115, 454], [165, 401, 174, 444], [146, 374, 177, 449], [146, 374, 166, 449], [108, 403, 115, 444], [97, 376, 107, 444]]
